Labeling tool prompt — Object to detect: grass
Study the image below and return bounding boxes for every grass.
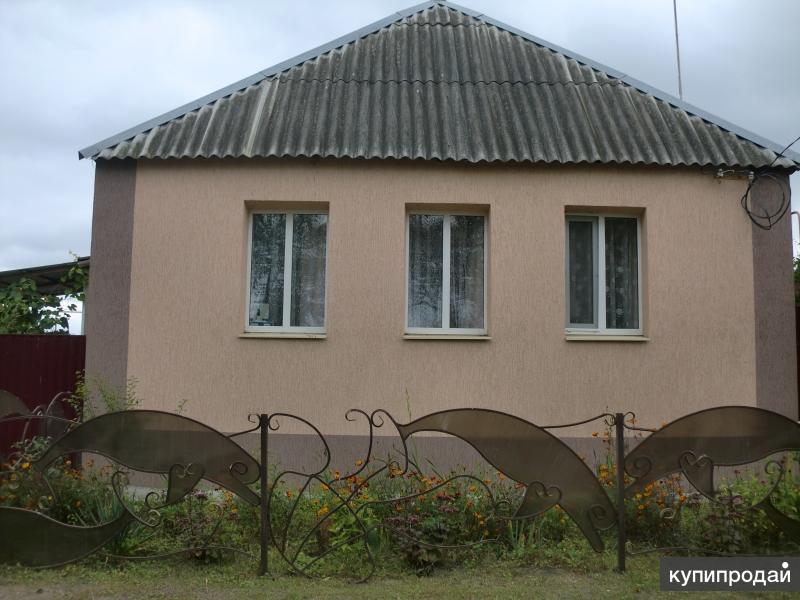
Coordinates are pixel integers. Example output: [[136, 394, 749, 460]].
[[0, 555, 797, 599]]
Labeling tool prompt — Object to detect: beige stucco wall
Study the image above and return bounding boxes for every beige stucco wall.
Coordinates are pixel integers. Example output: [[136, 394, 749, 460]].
[[119, 159, 770, 434]]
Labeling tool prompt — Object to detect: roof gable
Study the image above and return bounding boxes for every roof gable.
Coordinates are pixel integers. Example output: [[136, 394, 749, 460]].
[[79, 1, 799, 169]]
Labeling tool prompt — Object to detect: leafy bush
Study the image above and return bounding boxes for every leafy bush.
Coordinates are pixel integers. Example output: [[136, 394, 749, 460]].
[[0, 254, 86, 334]]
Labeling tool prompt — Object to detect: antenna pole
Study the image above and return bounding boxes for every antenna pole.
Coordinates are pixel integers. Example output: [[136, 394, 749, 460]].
[[673, 0, 683, 100]]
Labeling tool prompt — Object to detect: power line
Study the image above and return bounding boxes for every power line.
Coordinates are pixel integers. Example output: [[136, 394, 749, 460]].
[[739, 133, 800, 230]]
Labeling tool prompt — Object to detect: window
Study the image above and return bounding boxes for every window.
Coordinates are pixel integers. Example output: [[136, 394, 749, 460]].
[[406, 212, 487, 334], [566, 214, 641, 334], [247, 210, 328, 333]]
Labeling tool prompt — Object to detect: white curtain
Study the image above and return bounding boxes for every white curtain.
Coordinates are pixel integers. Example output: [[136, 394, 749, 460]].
[[249, 214, 286, 326], [604, 217, 638, 329], [290, 214, 327, 327], [449, 216, 484, 329], [408, 215, 443, 327]]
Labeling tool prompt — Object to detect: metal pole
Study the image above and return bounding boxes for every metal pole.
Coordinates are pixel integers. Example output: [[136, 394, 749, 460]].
[[615, 412, 626, 573], [672, 0, 683, 100], [259, 413, 269, 576]]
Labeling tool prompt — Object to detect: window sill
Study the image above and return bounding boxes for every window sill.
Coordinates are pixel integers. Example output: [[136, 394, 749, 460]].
[[403, 334, 491, 341], [239, 332, 327, 339], [565, 334, 649, 342]]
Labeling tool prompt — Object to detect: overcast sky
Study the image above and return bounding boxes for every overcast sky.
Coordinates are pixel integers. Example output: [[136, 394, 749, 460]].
[[1, 0, 798, 272]]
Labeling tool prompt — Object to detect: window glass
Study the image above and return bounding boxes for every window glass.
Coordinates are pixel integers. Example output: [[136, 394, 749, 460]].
[[604, 217, 639, 329], [408, 214, 444, 328], [566, 214, 641, 333], [249, 213, 286, 327], [450, 216, 485, 329], [567, 219, 595, 326], [291, 214, 327, 327], [248, 211, 327, 331]]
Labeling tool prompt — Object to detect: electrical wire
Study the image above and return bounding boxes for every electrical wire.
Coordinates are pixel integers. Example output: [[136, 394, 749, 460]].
[[740, 133, 800, 230]]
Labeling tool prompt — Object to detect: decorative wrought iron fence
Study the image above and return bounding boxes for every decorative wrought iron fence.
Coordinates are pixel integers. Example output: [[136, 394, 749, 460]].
[[0, 396, 798, 580]]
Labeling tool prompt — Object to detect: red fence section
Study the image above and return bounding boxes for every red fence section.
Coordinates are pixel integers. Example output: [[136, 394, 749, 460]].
[[0, 334, 85, 457]]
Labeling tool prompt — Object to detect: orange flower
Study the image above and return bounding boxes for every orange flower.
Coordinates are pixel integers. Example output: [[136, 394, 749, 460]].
[[286, 490, 294, 499], [355, 459, 364, 467], [317, 505, 329, 517]]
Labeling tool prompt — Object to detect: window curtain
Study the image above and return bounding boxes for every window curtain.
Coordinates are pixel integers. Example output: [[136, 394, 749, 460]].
[[408, 215, 443, 328], [291, 214, 327, 327], [450, 216, 484, 329], [604, 217, 639, 329], [249, 214, 286, 326]]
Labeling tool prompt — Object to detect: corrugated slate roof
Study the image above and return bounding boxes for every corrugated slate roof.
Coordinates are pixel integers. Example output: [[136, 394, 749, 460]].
[[79, 1, 799, 170]]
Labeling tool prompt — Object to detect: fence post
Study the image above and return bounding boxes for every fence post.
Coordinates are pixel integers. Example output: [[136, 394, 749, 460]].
[[615, 412, 626, 573], [259, 413, 269, 576]]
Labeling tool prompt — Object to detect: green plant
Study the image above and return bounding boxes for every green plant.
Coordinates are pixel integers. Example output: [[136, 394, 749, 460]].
[[0, 254, 86, 334], [68, 373, 141, 420], [794, 249, 800, 304]]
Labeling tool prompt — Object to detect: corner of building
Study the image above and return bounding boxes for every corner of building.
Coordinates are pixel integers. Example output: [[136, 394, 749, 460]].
[[751, 171, 798, 418], [84, 159, 137, 397]]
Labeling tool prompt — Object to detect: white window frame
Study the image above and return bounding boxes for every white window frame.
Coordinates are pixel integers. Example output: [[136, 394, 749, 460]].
[[405, 210, 488, 336], [245, 209, 329, 334], [565, 213, 642, 336]]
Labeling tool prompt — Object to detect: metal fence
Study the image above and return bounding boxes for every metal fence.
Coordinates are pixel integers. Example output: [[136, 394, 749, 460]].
[[0, 334, 84, 457], [0, 399, 798, 580]]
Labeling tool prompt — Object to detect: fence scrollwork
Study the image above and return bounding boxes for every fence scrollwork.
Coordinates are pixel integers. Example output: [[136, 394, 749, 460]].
[[0, 394, 798, 579]]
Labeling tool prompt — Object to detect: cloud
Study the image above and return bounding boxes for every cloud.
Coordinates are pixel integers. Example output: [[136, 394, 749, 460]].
[[1, 0, 798, 270]]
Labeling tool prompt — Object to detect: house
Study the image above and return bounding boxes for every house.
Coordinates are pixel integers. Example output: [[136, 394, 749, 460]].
[[79, 1, 799, 450]]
